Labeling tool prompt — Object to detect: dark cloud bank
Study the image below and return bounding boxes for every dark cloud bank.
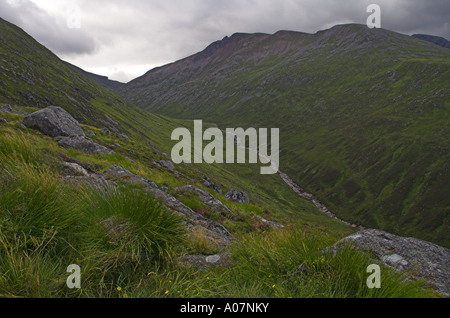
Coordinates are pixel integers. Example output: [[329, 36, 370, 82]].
[[1, 0, 449, 81]]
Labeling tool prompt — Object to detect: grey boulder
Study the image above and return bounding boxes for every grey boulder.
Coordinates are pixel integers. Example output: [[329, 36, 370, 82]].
[[104, 165, 158, 189], [328, 229, 450, 297], [23, 106, 85, 138], [225, 189, 250, 204]]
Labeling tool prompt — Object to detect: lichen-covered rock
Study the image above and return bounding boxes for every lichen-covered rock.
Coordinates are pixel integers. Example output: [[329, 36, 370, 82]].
[[158, 160, 175, 171], [149, 188, 234, 246], [23, 106, 85, 137], [328, 229, 450, 297], [226, 189, 250, 204], [104, 165, 158, 189], [62, 162, 89, 176]]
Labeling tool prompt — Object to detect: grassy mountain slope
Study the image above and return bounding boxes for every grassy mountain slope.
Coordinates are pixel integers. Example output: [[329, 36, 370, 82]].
[[63, 61, 125, 92], [118, 24, 450, 247], [0, 17, 346, 232], [4, 17, 431, 298]]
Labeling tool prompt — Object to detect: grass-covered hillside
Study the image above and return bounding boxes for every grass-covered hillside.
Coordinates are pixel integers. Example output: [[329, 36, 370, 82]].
[[0, 17, 442, 298], [119, 24, 450, 247], [0, 109, 438, 298]]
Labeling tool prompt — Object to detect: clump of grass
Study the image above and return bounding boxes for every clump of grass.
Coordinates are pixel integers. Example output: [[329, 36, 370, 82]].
[[0, 129, 39, 165], [185, 227, 220, 256], [79, 185, 186, 291]]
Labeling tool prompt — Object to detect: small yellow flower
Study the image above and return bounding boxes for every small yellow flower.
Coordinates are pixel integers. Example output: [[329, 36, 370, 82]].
[[165, 290, 169, 295], [117, 287, 122, 292], [272, 284, 276, 289], [123, 294, 129, 299]]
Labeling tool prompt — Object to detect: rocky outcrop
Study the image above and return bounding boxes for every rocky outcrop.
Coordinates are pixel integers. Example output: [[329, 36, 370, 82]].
[[62, 162, 90, 177], [23, 106, 85, 138], [328, 229, 450, 297], [225, 189, 250, 204], [104, 165, 158, 189], [58, 136, 115, 155], [202, 176, 223, 194], [158, 160, 175, 171], [175, 185, 234, 215], [101, 165, 233, 246], [149, 188, 234, 246]]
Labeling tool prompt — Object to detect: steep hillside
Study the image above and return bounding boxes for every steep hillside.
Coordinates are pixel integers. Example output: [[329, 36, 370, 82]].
[[118, 24, 450, 247], [0, 17, 161, 144], [64, 61, 125, 92], [0, 17, 448, 299]]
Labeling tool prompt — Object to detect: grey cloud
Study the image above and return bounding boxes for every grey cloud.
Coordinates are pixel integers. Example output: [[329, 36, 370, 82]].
[[1, 0, 448, 82], [0, 0, 97, 56]]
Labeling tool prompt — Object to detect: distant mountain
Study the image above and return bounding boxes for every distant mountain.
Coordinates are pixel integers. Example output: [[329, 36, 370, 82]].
[[117, 24, 450, 247], [64, 61, 125, 92], [413, 34, 450, 49]]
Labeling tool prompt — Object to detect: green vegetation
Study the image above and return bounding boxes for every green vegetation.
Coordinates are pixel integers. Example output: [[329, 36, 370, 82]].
[[0, 18, 444, 298], [120, 24, 450, 247], [0, 117, 438, 298]]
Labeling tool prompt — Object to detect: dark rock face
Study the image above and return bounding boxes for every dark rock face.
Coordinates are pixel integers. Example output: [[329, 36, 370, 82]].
[[23, 106, 85, 138], [58, 136, 115, 155], [413, 34, 450, 49], [202, 176, 223, 194], [226, 189, 250, 204], [104, 165, 158, 189], [329, 229, 450, 297]]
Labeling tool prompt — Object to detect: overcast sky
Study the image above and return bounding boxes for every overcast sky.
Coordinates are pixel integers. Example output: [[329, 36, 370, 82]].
[[1, 0, 449, 82]]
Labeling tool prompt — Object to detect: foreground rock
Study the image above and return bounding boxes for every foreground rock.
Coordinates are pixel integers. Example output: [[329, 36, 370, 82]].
[[328, 229, 450, 297], [58, 136, 115, 155], [23, 106, 85, 138], [149, 188, 234, 246], [175, 185, 234, 215], [225, 189, 250, 204], [104, 165, 158, 189], [158, 160, 175, 171], [62, 162, 90, 177]]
